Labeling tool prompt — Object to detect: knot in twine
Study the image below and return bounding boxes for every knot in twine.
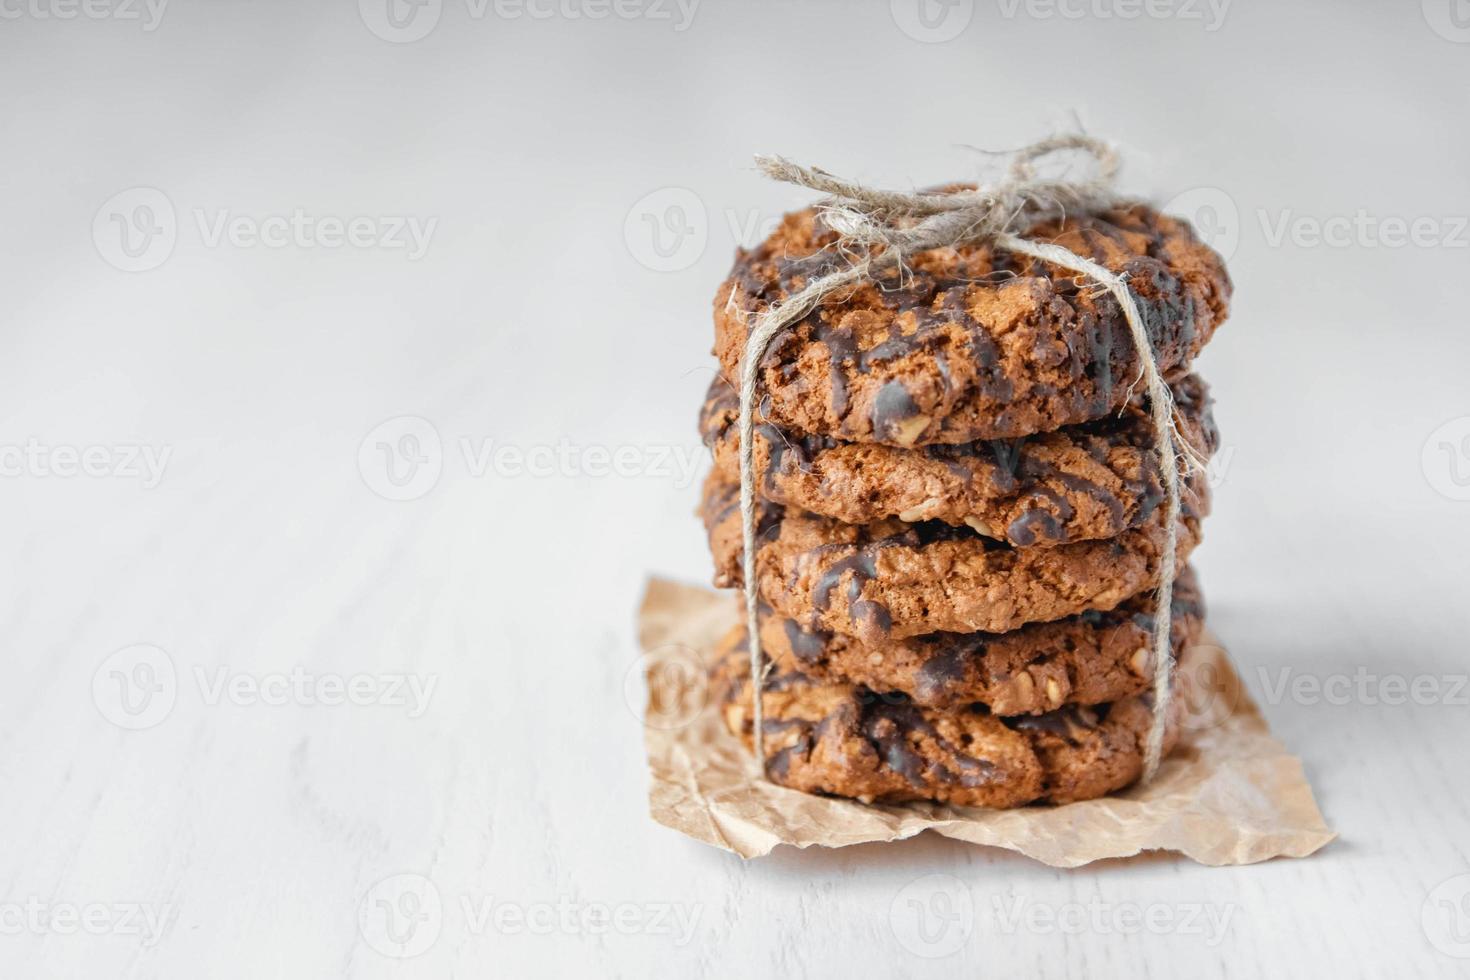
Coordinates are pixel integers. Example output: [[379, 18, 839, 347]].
[[738, 134, 1195, 786]]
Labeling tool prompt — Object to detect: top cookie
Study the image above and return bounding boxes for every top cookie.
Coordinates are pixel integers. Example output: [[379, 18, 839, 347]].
[[714, 202, 1231, 446]]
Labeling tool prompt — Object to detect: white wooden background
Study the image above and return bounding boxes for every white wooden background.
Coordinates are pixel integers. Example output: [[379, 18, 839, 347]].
[[3, 1, 1470, 976]]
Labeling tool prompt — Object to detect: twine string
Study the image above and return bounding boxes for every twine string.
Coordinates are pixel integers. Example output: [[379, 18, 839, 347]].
[[739, 135, 1190, 784]]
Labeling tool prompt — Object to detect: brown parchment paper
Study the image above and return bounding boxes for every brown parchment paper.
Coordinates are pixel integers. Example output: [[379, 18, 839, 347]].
[[638, 576, 1335, 868]]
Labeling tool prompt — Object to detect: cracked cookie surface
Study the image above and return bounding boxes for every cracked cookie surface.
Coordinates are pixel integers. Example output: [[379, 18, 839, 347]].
[[713, 202, 1230, 446], [754, 566, 1203, 711], [701, 471, 1207, 642], [712, 630, 1186, 808], [701, 371, 1216, 546]]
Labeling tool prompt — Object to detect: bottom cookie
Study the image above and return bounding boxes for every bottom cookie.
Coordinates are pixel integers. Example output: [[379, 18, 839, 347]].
[[713, 629, 1186, 808]]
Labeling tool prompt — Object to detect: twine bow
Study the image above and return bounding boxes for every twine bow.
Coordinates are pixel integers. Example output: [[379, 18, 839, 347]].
[[738, 134, 1192, 785]]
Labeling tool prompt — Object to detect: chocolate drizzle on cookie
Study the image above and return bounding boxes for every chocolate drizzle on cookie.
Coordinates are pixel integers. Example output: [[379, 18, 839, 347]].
[[811, 545, 894, 639], [859, 702, 1000, 790]]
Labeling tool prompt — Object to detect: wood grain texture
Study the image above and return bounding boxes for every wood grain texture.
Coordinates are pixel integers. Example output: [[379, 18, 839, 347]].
[[3, 2, 1470, 976]]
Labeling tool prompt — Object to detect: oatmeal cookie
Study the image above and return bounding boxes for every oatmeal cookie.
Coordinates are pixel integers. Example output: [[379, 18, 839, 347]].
[[701, 472, 1206, 642], [714, 203, 1230, 446], [754, 566, 1203, 711], [701, 371, 1216, 546], [712, 630, 1187, 807]]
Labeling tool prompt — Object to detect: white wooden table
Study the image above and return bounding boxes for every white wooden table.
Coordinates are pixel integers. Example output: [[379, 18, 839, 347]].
[[3, 2, 1469, 976]]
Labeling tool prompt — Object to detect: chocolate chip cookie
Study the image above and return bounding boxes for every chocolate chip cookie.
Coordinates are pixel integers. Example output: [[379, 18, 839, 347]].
[[713, 203, 1230, 446], [755, 566, 1203, 712], [701, 472, 1206, 642], [701, 371, 1216, 546], [712, 630, 1186, 807]]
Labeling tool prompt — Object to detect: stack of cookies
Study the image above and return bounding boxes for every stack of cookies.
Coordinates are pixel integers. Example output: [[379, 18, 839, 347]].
[[697, 201, 1231, 808]]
